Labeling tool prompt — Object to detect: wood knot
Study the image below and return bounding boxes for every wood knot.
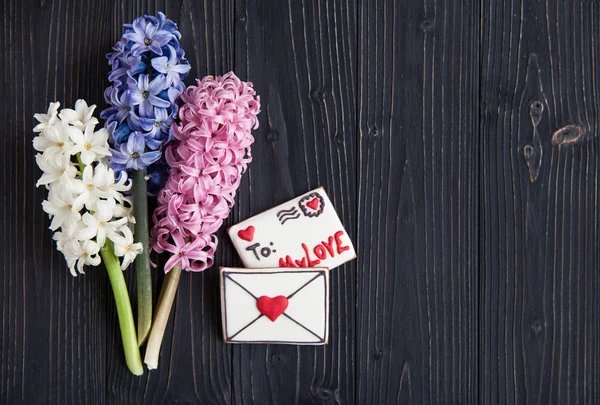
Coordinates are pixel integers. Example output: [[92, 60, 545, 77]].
[[523, 138, 542, 183], [523, 144, 535, 159], [530, 100, 544, 117], [271, 354, 284, 364], [531, 321, 543, 335], [420, 19, 434, 32], [529, 100, 544, 127], [317, 389, 333, 400], [311, 89, 325, 101], [266, 130, 279, 143], [551, 125, 583, 147]]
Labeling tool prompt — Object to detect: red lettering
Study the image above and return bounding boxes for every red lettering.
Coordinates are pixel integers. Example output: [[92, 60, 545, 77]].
[[314, 244, 327, 260], [321, 236, 336, 256], [279, 233, 348, 269], [279, 255, 296, 268], [301, 243, 321, 266], [334, 231, 350, 254]]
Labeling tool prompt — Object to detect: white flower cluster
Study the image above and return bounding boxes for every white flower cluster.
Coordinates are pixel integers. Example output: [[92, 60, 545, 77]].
[[33, 100, 142, 276]]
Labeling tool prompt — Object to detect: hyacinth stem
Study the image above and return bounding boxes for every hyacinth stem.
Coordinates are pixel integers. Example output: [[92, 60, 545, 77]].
[[133, 169, 152, 346], [101, 240, 144, 376], [144, 263, 182, 370], [75, 153, 84, 173]]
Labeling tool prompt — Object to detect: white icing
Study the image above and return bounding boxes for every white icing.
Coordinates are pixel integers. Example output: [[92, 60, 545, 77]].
[[227, 187, 356, 270], [220, 267, 329, 345], [227, 271, 319, 298], [232, 316, 319, 343], [283, 275, 327, 338], [223, 280, 261, 337]]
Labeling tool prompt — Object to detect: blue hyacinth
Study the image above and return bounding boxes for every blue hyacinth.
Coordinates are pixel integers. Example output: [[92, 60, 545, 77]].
[[101, 12, 191, 195]]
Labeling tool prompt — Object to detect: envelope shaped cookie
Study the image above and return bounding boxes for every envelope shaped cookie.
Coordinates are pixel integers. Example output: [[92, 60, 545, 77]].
[[228, 187, 356, 270], [220, 267, 329, 344]]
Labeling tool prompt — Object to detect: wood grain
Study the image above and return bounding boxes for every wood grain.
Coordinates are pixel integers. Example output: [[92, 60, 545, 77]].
[[230, 0, 357, 403], [2, 0, 112, 403], [480, 0, 599, 403], [1, 0, 599, 403], [356, 0, 479, 403]]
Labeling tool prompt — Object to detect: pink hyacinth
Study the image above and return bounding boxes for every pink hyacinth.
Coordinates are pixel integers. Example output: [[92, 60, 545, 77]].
[[151, 72, 260, 272]]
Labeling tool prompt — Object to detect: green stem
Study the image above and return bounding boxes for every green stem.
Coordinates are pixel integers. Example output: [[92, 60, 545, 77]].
[[75, 153, 85, 174], [144, 263, 182, 370], [101, 240, 144, 376], [133, 169, 152, 346]]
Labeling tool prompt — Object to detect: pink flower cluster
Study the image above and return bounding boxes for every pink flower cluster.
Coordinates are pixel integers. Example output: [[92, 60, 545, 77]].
[[151, 72, 260, 272]]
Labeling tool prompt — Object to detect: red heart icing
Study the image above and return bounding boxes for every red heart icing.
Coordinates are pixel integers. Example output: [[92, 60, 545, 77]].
[[306, 197, 319, 210], [237, 226, 255, 242], [256, 295, 289, 322]]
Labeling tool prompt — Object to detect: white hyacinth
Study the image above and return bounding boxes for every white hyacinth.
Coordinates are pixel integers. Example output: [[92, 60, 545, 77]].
[[33, 100, 142, 275]]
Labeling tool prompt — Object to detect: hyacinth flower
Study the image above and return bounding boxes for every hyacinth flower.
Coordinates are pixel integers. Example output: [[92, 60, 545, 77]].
[[33, 100, 144, 375], [144, 73, 260, 369], [101, 12, 191, 345]]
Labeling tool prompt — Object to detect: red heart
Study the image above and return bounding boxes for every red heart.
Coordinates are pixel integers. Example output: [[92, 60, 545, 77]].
[[306, 197, 319, 210], [256, 295, 289, 322], [237, 226, 255, 242]]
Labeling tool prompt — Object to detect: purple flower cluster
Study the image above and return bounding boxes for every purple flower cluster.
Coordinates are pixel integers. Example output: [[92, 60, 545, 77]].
[[101, 12, 191, 194]]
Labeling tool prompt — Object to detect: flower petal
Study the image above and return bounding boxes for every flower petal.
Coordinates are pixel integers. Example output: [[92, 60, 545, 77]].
[[139, 150, 162, 166], [123, 31, 144, 43], [76, 225, 97, 241], [124, 89, 143, 106], [32, 136, 52, 152], [68, 127, 85, 145], [137, 74, 150, 91], [148, 95, 171, 108], [151, 56, 169, 73], [164, 254, 181, 273], [80, 150, 95, 165], [110, 148, 130, 164], [148, 75, 168, 95], [171, 63, 191, 74], [59, 108, 79, 123], [152, 31, 173, 47], [127, 132, 146, 154]]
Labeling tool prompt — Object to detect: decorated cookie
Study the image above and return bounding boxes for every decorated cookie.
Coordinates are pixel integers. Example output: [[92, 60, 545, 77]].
[[228, 187, 356, 270], [220, 267, 329, 344]]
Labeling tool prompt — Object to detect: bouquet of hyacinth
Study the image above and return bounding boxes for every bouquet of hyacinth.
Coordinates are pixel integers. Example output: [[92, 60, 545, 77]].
[[144, 73, 260, 369], [101, 12, 191, 344], [33, 100, 144, 375]]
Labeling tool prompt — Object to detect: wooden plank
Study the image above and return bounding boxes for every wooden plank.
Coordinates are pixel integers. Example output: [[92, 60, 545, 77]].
[[231, 0, 357, 403], [103, 2, 235, 404], [0, 0, 115, 403], [0, 1, 235, 404], [356, 0, 480, 403], [480, 0, 599, 403], [6, 0, 600, 402]]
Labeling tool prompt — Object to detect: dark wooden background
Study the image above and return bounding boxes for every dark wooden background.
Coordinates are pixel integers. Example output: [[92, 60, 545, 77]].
[[1, 0, 599, 403]]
